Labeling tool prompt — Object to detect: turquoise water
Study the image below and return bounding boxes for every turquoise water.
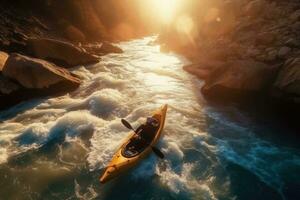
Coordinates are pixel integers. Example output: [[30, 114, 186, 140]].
[[0, 37, 299, 200]]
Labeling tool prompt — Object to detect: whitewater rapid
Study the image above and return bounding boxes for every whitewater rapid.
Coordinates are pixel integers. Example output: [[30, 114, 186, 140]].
[[0, 37, 299, 200]]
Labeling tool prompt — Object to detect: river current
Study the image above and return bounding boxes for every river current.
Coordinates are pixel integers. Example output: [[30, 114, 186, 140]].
[[0, 37, 299, 200]]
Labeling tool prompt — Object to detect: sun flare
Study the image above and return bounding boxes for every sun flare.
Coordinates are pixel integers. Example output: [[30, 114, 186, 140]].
[[146, 0, 182, 24]]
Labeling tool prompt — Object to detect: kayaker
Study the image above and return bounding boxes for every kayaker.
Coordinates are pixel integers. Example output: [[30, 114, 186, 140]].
[[129, 117, 160, 151]]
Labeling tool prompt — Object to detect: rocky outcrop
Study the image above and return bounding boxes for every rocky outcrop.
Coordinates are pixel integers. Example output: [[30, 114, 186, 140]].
[[0, 53, 81, 110], [83, 42, 123, 56], [201, 60, 278, 101], [2, 53, 80, 89], [26, 38, 99, 67], [183, 60, 225, 80], [272, 58, 300, 103], [0, 75, 20, 95], [161, 0, 300, 109], [64, 25, 86, 43], [0, 51, 8, 71]]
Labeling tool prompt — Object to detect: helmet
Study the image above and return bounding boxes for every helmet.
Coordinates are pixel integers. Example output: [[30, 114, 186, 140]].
[[146, 117, 159, 127]]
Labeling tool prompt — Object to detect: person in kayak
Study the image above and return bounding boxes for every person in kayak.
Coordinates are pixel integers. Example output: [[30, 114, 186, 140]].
[[127, 117, 160, 153]]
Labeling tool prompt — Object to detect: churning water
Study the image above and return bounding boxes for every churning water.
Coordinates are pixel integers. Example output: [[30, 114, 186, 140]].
[[0, 37, 299, 200]]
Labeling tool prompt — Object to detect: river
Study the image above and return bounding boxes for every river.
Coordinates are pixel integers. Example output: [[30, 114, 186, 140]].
[[0, 37, 299, 200]]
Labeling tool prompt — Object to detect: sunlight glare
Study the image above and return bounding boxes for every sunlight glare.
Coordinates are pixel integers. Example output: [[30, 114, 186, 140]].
[[146, 0, 182, 24], [176, 15, 194, 35]]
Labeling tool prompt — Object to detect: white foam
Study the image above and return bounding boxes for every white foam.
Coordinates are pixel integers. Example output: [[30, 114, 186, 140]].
[[74, 180, 98, 200], [86, 89, 123, 117], [156, 163, 217, 200]]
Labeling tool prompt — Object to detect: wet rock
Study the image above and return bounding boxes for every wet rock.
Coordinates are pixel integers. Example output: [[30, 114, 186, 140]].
[[64, 25, 86, 43], [83, 42, 123, 56], [0, 51, 8, 71], [285, 38, 300, 48], [289, 9, 300, 22], [201, 60, 278, 101], [291, 21, 300, 32], [244, 0, 265, 17], [26, 38, 99, 67], [265, 49, 278, 62], [277, 46, 291, 59], [183, 61, 225, 80], [0, 75, 20, 94], [272, 58, 300, 103], [2, 53, 80, 89], [255, 32, 276, 45]]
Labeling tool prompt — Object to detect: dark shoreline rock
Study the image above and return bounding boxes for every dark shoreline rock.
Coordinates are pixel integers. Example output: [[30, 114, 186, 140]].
[[26, 38, 100, 67], [2, 53, 81, 89], [82, 41, 123, 56], [0, 53, 81, 110], [201, 60, 279, 101], [0, 81, 79, 111], [160, 0, 300, 119]]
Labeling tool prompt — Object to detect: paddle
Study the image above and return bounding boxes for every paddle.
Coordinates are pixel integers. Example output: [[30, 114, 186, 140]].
[[121, 119, 165, 159]]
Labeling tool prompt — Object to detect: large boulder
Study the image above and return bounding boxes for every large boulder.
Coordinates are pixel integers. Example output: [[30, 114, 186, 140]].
[[289, 9, 300, 22], [26, 38, 99, 67], [64, 25, 86, 43], [2, 53, 80, 89], [0, 51, 8, 71], [183, 60, 225, 80], [0, 74, 20, 95], [244, 0, 266, 17], [202, 60, 278, 100], [0, 74, 23, 110], [83, 41, 123, 56], [272, 58, 300, 103]]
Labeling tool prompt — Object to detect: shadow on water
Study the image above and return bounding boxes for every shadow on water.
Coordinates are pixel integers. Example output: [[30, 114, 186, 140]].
[[0, 98, 45, 122], [226, 163, 282, 200], [100, 167, 179, 200], [204, 103, 300, 200]]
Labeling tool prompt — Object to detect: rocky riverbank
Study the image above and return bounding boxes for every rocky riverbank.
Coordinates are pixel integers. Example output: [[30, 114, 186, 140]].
[[160, 0, 300, 120], [0, 0, 124, 110]]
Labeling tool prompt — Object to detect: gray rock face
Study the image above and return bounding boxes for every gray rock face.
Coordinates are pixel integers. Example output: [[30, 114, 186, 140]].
[[278, 46, 292, 59], [289, 9, 300, 21], [27, 38, 99, 67], [273, 58, 300, 102], [2, 53, 81, 89], [244, 0, 265, 17]]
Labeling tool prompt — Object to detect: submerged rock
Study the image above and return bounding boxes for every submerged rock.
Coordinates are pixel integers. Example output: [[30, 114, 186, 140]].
[[2, 53, 80, 89], [201, 60, 278, 101], [27, 38, 99, 67]]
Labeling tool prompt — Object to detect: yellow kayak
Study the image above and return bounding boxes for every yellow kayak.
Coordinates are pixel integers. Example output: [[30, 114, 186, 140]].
[[100, 104, 168, 183]]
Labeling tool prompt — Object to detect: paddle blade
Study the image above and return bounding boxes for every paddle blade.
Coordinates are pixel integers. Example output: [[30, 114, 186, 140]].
[[151, 146, 165, 159], [121, 119, 134, 131]]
